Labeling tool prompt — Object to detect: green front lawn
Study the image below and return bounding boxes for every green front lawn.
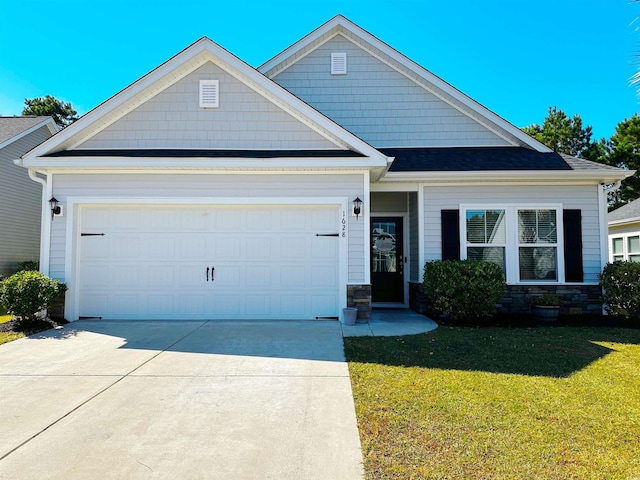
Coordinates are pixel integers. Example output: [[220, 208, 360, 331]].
[[346, 326, 640, 479]]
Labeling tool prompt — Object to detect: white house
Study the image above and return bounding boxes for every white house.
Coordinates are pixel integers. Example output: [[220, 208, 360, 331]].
[[608, 198, 640, 262], [0, 116, 57, 275], [17, 16, 630, 321]]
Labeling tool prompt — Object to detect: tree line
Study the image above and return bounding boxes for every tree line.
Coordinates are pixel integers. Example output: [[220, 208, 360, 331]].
[[523, 107, 640, 210]]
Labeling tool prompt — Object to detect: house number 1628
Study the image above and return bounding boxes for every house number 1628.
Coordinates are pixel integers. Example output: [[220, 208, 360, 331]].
[[341, 211, 347, 237]]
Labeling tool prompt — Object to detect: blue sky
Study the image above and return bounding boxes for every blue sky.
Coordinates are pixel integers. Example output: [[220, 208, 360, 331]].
[[0, 0, 638, 139]]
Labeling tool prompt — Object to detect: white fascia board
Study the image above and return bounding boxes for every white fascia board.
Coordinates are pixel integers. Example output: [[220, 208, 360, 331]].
[[259, 15, 346, 73], [608, 217, 640, 227], [259, 15, 551, 153], [0, 117, 58, 152], [22, 155, 388, 170], [380, 169, 633, 185]]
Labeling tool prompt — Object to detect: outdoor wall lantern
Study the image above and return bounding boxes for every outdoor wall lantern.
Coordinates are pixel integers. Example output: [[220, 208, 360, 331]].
[[49, 197, 61, 218], [353, 197, 362, 219]]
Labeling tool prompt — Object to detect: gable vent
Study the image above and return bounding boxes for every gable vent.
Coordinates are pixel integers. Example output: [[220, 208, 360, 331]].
[[199, 80, 219, 108], [331, 53, 347, 75]]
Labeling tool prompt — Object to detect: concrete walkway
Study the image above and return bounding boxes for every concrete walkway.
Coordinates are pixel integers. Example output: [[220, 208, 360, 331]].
[[0, 320, 363, 480], [342, 309, 438, 337]]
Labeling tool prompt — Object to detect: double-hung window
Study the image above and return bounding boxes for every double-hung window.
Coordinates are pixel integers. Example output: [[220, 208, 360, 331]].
[[610, 234, 640, 262], [465, 209, 506, 271], [462, 205, 563, 283], [517, 209, 558, 281]]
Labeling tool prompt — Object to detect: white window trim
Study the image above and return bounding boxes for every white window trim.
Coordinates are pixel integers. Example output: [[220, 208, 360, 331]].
[[199, 79, 219, 108], [460, 204, 564, 284], [609, 232, 640, 262]]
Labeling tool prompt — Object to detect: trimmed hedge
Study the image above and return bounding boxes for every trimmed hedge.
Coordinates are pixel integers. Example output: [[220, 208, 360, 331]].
[[599, 261, 640, 319], [423, 260, 506, 322], [0, 271, 66, 323]]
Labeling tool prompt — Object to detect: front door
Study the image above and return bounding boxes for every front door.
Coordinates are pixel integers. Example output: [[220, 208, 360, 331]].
[[371, 217, 404, 303]]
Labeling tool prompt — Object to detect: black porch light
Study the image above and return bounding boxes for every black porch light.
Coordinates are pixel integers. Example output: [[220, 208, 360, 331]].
[[353, 197, 362, 219], [49, 197, 61, 217]]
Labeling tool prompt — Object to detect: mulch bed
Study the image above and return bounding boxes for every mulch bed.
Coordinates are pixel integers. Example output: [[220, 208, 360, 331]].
[[0, 317, 68, 335]]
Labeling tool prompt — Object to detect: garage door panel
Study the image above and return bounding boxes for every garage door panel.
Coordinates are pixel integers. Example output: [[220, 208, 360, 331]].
[[78, 205, 340, 320], [281, 210, 306, 231], [281, 265, 305, 286], [246, 265, 271, 286], [179, 236, 208, 259], [311, 265, 338, 287], [246, 210, 272, 231], [281, 237, 306, 258], [217, 237, 241, 257], [113, 209, 144, 231], [311, 237, 338, 258], [113, 266, 142, 288], [111, 237, 141, 259], [175, 264, 207, 287], [311, 295, 338, 316], [178, 295, 207, 316], [147, 295, 175, 316], [245, 237, 272, 258], [213, 295, 241, 315]]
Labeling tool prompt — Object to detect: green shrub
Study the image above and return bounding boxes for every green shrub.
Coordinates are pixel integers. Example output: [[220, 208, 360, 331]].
[[0, 271, 66, 322], [17, 260, 39, 272], [599, 261, 640, 319], [423, 260, 506, 322]]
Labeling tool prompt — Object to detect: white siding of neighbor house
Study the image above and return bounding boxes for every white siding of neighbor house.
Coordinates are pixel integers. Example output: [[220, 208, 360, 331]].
[[78, 62, 337, 150], [271, 34, 511, 148], [422, 184, 603, 284], [609, 223, 640, 236], [0, 125, 52, 274], [49, 173, 366, 283]]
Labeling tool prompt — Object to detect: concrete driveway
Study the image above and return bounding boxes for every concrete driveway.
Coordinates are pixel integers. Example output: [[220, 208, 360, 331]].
[[0, 320, 363, 479]]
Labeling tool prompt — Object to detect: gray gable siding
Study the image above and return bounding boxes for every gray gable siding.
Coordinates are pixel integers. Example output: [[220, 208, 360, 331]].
[[0, 125, 51, 274], [79, 62, 336, 150], [271, 35, 510, 148]]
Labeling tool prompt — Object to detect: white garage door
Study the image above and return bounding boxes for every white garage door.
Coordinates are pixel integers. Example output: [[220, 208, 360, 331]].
[[77, 205, 340, 320]]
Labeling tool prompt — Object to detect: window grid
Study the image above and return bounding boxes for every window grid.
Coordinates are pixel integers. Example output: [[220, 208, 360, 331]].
[[460, 205, 563, 284]]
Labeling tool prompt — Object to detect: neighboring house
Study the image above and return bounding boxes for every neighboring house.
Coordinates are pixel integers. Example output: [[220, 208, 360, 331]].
[[608, 198, 640, 262], [17, 16, 630, 321], [0, 116, 58, 275]]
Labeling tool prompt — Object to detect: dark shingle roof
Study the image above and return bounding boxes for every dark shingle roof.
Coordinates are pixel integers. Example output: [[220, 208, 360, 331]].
[[609, 198, 640, 223], [0, 116, 51, 145], [45, 149, 365, 158], [381, 147, 619, 172]]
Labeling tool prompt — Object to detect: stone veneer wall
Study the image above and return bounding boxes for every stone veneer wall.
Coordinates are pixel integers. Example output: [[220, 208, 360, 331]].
[[347, 284, 372, 320], [409, 282, 603, 317]]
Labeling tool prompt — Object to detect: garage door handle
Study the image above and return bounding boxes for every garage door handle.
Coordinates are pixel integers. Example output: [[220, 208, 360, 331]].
[[211, 266, 215, 282], [206, 267, 209, 282]]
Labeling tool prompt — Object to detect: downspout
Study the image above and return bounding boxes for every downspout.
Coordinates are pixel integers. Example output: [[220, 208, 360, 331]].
[[28, 169, 51, 276]]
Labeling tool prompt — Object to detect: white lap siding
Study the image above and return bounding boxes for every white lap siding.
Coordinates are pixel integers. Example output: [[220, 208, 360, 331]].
[[422, 184, 602, 284], [49, 172, 366, 284]]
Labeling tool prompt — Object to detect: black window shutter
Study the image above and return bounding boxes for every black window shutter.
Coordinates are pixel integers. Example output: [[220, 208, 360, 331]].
[[563, 209, 583, 283], [441, 210, 460, 261]]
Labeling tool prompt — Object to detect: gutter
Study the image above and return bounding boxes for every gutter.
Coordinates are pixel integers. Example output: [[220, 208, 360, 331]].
[[27, 169, 51, 276]]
